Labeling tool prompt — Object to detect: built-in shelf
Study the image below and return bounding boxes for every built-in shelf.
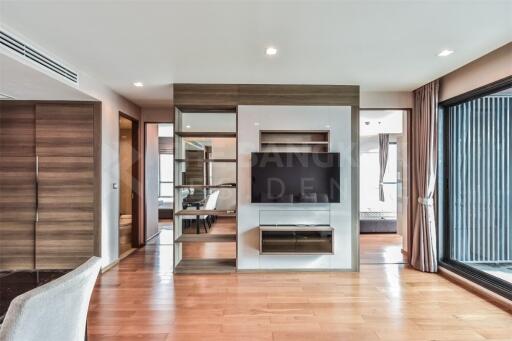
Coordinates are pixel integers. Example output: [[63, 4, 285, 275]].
[[175, 158, 237, 163], [175, 209, 236, 217], [259, 226, 334, 255], [175, 234, 236, 243], [174, 258, 237, 274], [175, 184, 236, 189], [260, 130, 329, 152], [175, 131, 237, 138]]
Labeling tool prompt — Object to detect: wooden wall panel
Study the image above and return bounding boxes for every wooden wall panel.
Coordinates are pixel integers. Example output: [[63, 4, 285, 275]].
[[35, 104, 96, 269], [238, 84, 359, 106], [34, 222, 94, 270], [36, 104, 94, 157], [0, 103, 36, 270], [172, 84, 360, 109], [173, 84, 239, 110], [0, 103, 35, 156]]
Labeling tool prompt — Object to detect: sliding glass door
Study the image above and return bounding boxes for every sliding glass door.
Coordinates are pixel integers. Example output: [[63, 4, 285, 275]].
[[441, 85, 512, 297]]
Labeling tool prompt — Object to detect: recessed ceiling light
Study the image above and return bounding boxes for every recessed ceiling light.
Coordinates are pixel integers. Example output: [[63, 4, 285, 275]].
[[133, 82, 144, 87], [254, 122, 260, 126], [438, 49, 454, 57], [185, 125, 191, 129], [265, 47, 277, 56], [325, 125, 331, 129]]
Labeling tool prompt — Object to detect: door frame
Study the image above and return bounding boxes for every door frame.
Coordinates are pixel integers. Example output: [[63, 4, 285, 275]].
[[118, 112, 140, 256], [358, 108, 413, 265], [143, 122, 174, 244]]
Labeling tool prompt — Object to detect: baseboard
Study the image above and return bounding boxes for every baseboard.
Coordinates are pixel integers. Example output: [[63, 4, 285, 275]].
[[236, 268, 355, 273], [101, 259, 119, 274], [119, 248, 137, 261], [438, 266, 512, 313]]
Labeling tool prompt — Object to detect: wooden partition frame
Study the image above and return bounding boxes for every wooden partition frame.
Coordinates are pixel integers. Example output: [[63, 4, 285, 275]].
[[172, 84, 360, 272]]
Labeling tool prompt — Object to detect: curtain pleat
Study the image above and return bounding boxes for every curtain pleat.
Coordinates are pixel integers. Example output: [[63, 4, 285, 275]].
[[410, 79, 439, 273], [378, 134, 390, 201]]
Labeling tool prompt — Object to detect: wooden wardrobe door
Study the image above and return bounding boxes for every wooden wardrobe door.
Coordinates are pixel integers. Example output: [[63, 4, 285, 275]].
[[0, 103, 36, 270], [35, 104, 95, 269]]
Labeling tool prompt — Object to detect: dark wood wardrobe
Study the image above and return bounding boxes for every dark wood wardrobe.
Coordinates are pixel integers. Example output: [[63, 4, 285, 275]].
[[0, 101, 101, 270]]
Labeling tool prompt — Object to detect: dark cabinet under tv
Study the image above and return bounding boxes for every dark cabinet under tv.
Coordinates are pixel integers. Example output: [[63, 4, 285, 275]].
[[259, 226, 334, 254]]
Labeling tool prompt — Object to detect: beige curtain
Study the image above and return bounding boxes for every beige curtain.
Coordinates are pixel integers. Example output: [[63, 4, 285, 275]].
[[410, 80, 439, 273], [378, 134, 389, 201]]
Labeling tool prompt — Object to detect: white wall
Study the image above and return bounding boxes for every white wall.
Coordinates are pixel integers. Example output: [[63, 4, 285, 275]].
[[142, 107, 172, 123], [145, 124, 160, 240], [78, 73, 142, 268], [360, 91, 413, 109], [440, 42, 512, 101], [237, 105, 355, 270]]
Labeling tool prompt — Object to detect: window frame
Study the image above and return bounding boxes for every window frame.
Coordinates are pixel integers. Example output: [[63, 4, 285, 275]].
[[438, 75, 512, 300], [158, 152, 174, 199]]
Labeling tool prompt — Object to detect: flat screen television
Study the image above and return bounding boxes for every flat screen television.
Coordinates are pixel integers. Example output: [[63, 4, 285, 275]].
[[251, 152, 340, 203]]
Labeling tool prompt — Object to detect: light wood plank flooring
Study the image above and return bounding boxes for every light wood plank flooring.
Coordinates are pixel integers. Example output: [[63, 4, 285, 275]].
[[360, 233, 406, 264], [88, 231, 511, 341]]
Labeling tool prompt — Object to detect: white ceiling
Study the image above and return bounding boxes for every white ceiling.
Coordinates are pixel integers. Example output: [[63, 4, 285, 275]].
[[0, 53, 94, 101], [1, 1, 511, 108]]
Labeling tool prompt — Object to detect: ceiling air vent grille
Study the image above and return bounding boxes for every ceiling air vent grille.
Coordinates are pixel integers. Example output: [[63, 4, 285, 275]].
[[0, 30, 78, 83]]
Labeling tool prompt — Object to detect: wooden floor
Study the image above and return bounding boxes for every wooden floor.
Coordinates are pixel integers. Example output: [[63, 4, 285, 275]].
[[360, 233, 406, 264], [182, 217, 236, 259], [88, 233, 512, 341]]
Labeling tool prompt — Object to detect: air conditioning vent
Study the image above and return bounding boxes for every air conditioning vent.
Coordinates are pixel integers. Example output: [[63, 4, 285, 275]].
[[0, 30, 78, 83]]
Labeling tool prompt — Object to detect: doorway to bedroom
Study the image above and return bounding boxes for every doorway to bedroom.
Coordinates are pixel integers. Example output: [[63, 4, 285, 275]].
[[359, 109, 409, 264], [145, 123, 174, 246]]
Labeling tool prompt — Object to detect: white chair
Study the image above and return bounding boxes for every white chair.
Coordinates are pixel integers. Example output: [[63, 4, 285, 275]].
[[202, 190, 220, 227], [181, 191, 220, 233], [0, 257, 102, 341]]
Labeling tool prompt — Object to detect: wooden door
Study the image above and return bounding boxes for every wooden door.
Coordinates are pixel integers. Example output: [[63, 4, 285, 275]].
[[0, 103, 36, 270], [35, 104, 96, 269]]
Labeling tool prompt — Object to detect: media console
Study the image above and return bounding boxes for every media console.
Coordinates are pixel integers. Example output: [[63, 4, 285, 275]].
[[259, 226, 334, 255]]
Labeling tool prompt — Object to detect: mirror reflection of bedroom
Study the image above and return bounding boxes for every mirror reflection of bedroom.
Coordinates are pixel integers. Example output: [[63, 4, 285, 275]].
[[359, 110, 409, 264]]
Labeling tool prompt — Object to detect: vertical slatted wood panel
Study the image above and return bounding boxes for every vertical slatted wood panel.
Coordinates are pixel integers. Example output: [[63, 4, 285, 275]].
[[35, 104, 95, 269], [0, 103, 36, 269], [449, 96, 512, 262]]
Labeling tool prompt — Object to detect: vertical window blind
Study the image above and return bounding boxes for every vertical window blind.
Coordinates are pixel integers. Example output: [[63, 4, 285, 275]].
[[449, 95, 512, 262]]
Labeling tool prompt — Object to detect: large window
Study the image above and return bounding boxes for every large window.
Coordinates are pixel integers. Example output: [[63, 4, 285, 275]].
[[441, 84, 512, 298], [159, 154, 173, 197], [158, 124, 173, 199]]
